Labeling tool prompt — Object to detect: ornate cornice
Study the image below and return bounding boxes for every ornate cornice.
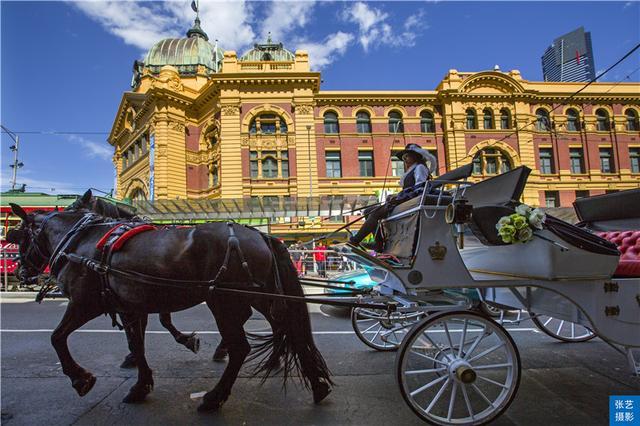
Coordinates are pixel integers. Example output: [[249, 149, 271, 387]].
[[221, 105, 240, 116]]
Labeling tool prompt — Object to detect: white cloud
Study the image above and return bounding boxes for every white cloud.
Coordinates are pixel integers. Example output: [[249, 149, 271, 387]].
[[624, 2, 633, 8], [342, 2, 426, 52], [297, 32, 354, 69], [70, 0, 255, 52], [259, 1, 316, 43], [67, 135, 113, 161]]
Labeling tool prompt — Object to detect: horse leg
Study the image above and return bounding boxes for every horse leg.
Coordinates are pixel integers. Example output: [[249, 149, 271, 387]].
[[198, 297, 252, 412], [120, 312, 154, 403], [159, 312, 200, 354], [51, 303, 101, 397], [119, 313, 147, 369], [212, 338, 228, 362]]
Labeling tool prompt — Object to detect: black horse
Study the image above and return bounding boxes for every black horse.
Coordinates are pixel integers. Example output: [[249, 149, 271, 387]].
[[65, 192, 202, 367], [7, 203, 331, 411]]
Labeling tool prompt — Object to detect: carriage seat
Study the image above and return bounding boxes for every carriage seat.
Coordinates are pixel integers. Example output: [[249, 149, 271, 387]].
[[468, 205, 514, 246], [596, 231, 640, 277]]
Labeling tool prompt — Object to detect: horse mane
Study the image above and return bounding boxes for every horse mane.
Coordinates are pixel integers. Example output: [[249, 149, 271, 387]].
[[66, 195, 137, 220]]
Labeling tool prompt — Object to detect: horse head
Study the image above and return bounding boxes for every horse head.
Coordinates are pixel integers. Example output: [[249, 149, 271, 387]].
[[66, 189, 136, 220], [7, 204, 54, 285]]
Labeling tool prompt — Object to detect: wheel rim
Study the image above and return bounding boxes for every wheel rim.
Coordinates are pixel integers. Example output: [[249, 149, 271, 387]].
[[532, 314, 595, 342], [398, 311, 520, 425], [352, 308, 422, 351]]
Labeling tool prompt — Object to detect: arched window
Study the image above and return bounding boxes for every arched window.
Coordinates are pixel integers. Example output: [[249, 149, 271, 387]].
[[466, 109, 477, 130], [129, 188, 146, 201], [625, 109, 639, 131], [535, 108, 550, 131], [262, 155, 278, 178], [356, 111, 372, 133], [500, 109, 511, 130], [472, 148, 512, 176], [249, 113, 288, 135], [420, 111, 435, 133], [388, 111, 404, 133], [595, 109, 610, 131], [323, 111, 339, 134], [483, 108, 494, 130], [566, 109, 580, 132]]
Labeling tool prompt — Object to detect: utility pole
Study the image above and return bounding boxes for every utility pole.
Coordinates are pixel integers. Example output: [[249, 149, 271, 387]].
[[1, 125, 24, 191]]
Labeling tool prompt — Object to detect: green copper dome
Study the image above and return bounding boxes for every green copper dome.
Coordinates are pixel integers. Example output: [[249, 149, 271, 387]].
[[239, 35, 295, 62], [143, 18, 223, 75]]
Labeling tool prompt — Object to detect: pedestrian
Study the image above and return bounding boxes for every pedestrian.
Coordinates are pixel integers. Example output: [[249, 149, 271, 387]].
[[314, 240, 328, 278], [290, 240, 304, 277]]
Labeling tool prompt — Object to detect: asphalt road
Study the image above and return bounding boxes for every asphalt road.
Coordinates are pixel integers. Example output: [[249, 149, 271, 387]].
[[1, 296, 638, 425]]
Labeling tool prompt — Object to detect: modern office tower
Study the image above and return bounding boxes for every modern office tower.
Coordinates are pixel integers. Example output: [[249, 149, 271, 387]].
[[542, 27, 596, 82]]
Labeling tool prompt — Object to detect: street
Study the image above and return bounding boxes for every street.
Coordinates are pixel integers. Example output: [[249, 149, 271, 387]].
[[1, 295, 638, 425]]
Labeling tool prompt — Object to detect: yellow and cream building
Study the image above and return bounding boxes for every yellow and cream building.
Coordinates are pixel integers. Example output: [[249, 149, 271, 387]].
[[108, 19, 640, 233]]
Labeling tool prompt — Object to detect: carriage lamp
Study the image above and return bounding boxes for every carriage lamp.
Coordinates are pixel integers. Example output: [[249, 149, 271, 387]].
[[445, 199, 473, 249]]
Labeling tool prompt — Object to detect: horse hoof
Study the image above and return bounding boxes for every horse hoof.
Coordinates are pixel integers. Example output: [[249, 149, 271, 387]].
[[122, 383, 152, 404], [186, 335, 200, 354], [212, 348, 228, 362], [197, 399, 223, 412], [72, 373, 97, 397], [312, 382, 331, 404], [120, 353, 137, 369]]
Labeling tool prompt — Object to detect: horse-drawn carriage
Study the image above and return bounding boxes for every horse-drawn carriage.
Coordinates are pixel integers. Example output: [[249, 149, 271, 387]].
[[333, 166, 640, 424], [6, 165, 639, 425]]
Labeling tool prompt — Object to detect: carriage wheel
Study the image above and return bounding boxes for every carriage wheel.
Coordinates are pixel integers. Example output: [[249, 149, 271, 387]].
[[396, 310, 521, 425], [531, 314, 596, 343], [351, 307, 424, 351]]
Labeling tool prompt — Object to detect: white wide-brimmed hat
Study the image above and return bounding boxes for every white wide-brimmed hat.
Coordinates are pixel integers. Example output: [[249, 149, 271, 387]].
[[395, 143, 431, 161]]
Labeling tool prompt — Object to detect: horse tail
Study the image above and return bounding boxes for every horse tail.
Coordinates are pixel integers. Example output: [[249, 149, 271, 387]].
[[249, 236, 332, 399]]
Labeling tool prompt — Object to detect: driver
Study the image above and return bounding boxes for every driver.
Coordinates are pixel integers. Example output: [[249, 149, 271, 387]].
[[349, 143, 437, 249]]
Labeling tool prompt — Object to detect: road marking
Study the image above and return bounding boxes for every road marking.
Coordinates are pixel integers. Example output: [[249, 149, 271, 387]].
[[0, 328, 539, 335]]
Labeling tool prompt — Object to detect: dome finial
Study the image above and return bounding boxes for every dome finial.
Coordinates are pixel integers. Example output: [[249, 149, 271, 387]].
[[267, 32, 272, 44], [186, 0, 208, 40]]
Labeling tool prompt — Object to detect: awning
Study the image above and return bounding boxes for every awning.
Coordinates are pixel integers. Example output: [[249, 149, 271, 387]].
[[131, 195, 379, 221]]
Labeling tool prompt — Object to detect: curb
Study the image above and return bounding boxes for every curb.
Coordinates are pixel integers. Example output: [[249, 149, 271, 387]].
[[1, 292, 39, 299]]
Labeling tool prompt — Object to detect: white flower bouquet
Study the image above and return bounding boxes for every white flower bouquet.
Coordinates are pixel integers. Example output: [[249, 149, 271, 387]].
[[495, 204, 546, 244]]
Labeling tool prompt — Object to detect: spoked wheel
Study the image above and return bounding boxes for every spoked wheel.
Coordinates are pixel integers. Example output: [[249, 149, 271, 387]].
[[531, 314, 596, 343], [396, 310, 521, 425], [352, 307, 424, 351]]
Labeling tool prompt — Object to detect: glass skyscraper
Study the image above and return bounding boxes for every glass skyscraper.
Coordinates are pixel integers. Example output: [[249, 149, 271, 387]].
[[542, 27, 596, 82]]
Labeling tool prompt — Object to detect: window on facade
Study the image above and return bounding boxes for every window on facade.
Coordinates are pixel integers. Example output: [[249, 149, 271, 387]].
[[122, 152, 128, 169], [539, 148, 555, 174], [545, 191, 559, 208], [569, 148, 585, 174], [250, 151, 259, 177], [575, 190, 589, 199], [325, 151, 341, 178], [599, 147, 614, 173], [129, 188, 146, 201], [391, 151, 404, 177], [359, 151, 374, 177], [566, 109, 580, 132], [466, 109, 477, 130], [262, 152, 278, 178], [595, 109, 610, 131], [388, 111, 404, 133], [249, 113, 288, 135], [483, 108, 494, 130], [535, 109, 550, 131], [626, 109, 639, 131], [420, 111, 435, 133], [249, 150, 290, 179], [356, 111, 372, 133], [472, 148, 512, 176], [630, 148, 640, 173], [323, 112, 340, 134], [500, 109, 511, 129], [209, 163, 219, 187]]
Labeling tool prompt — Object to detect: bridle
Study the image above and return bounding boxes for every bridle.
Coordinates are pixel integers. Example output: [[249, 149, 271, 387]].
[[16, 211, 103, 283]]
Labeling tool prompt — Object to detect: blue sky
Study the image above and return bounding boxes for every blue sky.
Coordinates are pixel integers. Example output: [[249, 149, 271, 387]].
[[2, 1, 639, 195]]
